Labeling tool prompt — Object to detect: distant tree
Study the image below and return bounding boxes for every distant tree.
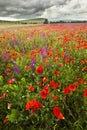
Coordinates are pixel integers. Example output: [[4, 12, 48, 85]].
[[44, 19, 48, 24]]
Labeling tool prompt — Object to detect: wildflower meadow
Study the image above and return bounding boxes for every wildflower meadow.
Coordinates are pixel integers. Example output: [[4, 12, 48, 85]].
[[0, 24, 87, 130]]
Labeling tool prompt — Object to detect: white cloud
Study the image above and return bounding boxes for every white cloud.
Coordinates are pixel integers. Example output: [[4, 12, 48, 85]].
[[40, 0, 87, 21], [0, 17, 23, 21]]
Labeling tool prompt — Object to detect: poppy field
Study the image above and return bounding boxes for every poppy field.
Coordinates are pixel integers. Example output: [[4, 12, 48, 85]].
[[0, 24, 87, 130]]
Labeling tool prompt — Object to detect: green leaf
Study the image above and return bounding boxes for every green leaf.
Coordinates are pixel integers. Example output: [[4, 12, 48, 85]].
[[0, 76, 3, 85], [21, 77, 26, 85], [7, 109, 19, 123]]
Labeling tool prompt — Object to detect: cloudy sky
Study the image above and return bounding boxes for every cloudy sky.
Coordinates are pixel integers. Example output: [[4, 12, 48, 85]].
[[0, 0, 87, 21]]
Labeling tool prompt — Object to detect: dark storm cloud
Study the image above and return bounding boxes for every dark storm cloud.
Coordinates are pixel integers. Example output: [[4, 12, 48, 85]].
[[0, 0, 70, 19], [0, 0, 87, 21]]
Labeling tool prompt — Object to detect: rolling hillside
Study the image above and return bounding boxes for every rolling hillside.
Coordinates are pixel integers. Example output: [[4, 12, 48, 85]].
[[0, 18, 48, 25]]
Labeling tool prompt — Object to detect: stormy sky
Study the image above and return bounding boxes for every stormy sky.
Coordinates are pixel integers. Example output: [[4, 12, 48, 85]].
[[0, 0, 87, 21]]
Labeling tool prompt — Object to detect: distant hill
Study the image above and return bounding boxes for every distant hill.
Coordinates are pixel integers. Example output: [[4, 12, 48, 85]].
[[20, 18, 48, 24], [0, 18, 49, 24]]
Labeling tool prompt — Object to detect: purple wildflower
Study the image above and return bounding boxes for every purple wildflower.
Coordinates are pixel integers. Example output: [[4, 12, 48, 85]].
[[15, 41, 20, 46], [9, 40, 15, 48], [30, 57, 36, 71], [13, 64, 20, 74], [4, 52, 9, 60], [40, 46, 48, 61], [21, 47, 25, 54], [40, 48, 44, 55]]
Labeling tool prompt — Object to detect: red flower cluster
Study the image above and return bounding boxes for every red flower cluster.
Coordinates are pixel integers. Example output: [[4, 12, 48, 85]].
[[26, 99, 42, 113], [40, 85, 50, 99], [53, 106, 64, 119], [7, 78, 15, 85], [36, 65, 44, 74], [50, 81, 60, 89], [64, 83, 78, 94]]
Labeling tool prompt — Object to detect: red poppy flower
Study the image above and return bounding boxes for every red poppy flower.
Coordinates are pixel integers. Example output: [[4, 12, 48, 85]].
[[73, 82, 79, 87], [36, 65, 44, 74], [38, 82, 42, 87], [2, 73, 5, 77], [25, 65, 30, 70], [83, 90, 87, 98], [28, 86, 34, 91], [78, 78, 83, 83], [54, 71, 59, 76], [7, 79, 12, 85], [83, 81, 87, 85], [11, 78, 15, 83], [53, 96, 57, 101], [53, 106, 64, 119], [31, 102, 42, 113], [54, 83, 60, 89], [26, 99, 35, 110], [69, 84, 76, 91], [3, 117, 8, 123], [80, 60, 85, 65], [58, 63, 63, 67], [82, 66, 87, 71], [50, 81, 60, 89], [26, 99, 42, 113], [2, 93, 8, 99], [64, 87, 70, 94], [50, 81, 55, 87], [40, 89, 48, 99], [6, 68, 11, 75], [44, 85, 50, 95], [65, 59, 70, 64], [61, 52, 65, 58]]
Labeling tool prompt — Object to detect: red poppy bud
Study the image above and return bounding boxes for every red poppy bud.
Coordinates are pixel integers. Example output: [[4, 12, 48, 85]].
[[42, 77, 47, 82]]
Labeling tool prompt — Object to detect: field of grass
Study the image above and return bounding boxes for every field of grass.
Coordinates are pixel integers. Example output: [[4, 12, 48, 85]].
[[0, 23, 87, 130]]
